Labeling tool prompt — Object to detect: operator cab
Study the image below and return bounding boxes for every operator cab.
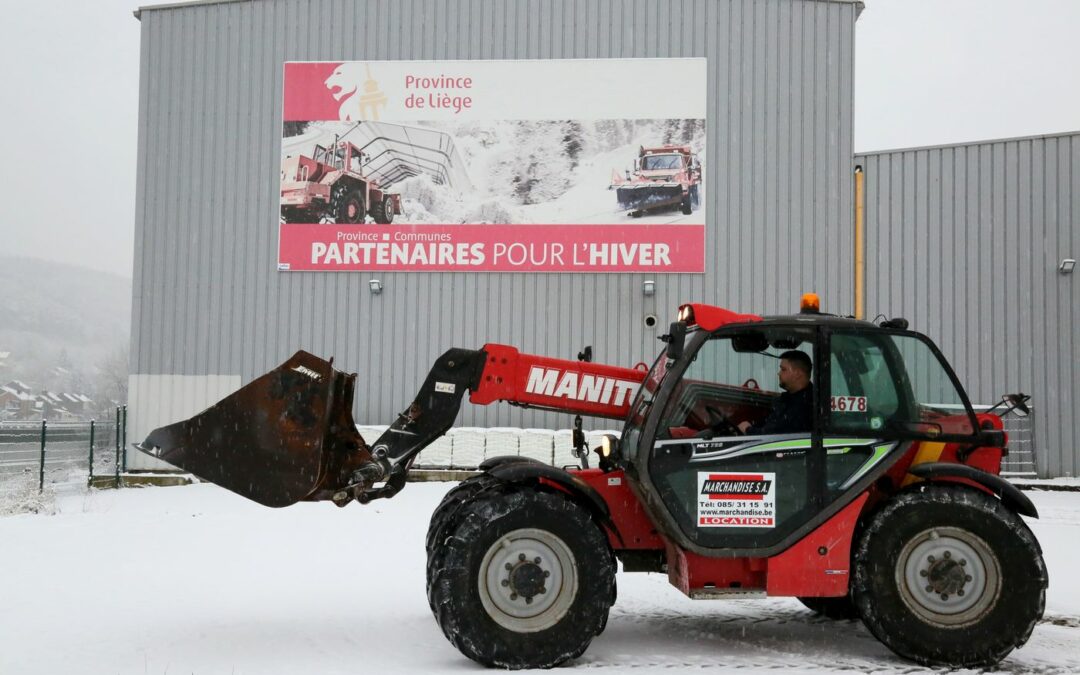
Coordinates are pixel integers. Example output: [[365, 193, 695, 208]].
[[621, 299, 986, 555]]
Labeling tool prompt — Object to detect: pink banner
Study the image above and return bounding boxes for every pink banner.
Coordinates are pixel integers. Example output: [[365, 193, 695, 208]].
[[278, 224, 705, 273]]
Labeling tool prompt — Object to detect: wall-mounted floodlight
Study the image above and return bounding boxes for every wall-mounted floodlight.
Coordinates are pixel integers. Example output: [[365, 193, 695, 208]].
[[1060, 259, 1076, 275], [643, 280, 656, 296], [369, 279, 383, 294]]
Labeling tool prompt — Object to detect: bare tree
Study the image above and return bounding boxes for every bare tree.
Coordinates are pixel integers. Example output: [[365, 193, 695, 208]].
[[95, 343, 129, 404]]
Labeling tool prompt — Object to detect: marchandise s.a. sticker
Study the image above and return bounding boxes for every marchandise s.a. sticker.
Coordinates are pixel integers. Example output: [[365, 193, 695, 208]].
[[697, 471, 776, 528]]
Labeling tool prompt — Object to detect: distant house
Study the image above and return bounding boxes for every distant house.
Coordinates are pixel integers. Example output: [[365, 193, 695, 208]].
[[0, 381, 95, 421], [37, 391, 95, 421], [0, 385, 35, 420], [5, 380, 33, 395]]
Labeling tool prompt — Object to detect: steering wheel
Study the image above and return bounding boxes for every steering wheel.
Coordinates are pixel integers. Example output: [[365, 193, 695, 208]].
[[694, 404, 742, 439]]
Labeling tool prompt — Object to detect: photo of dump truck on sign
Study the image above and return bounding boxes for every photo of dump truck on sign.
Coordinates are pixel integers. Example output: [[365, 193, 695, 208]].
[[610, 145, 702, 216]]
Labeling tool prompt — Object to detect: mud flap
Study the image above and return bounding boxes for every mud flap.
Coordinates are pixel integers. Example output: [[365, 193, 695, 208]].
[[135, 351, 372, 507]]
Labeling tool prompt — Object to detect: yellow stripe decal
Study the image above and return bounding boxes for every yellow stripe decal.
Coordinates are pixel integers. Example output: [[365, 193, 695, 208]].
[[902, 442, 947, 486]]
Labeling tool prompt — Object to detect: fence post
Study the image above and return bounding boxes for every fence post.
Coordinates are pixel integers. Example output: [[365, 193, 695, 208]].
[[114, 406, 121, 486], [38, 419, 47, 492], [121, 405, 128, 473], [88, 420, 96, 483]]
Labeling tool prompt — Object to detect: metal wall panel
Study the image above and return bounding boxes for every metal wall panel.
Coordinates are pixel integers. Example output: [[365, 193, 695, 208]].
[[131, 0, 858, 434], [858, 132, 1079, 478]]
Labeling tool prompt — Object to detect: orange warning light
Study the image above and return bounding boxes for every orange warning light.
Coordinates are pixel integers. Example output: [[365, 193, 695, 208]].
[[800, 293, 820, 313]]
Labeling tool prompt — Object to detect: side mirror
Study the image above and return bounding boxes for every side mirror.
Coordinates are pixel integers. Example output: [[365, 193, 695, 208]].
[[1004, 393, 1031, 417], [664, 321, 687, 361]]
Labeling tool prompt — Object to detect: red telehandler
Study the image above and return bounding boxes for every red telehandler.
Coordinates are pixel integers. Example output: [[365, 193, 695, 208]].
[[137, 297, 1045, 670]]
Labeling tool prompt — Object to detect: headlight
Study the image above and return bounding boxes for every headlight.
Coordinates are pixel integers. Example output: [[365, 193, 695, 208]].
[[596, 434, 620, 472], [677, 305, 694, 324], [600, 435, 615, 458]]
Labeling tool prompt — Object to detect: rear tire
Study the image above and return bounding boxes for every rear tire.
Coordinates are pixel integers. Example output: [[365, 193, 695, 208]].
[[680, 194, 693, 215], [797, 595, 858, 620], [371, 195, 395, 224], [852, 485, 1046, 668], [427, 485, 615, 669]]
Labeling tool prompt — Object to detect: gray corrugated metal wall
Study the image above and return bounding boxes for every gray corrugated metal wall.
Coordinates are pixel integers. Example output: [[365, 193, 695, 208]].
[[858, 132, 1079, 478], [131, 0, 858, 432]]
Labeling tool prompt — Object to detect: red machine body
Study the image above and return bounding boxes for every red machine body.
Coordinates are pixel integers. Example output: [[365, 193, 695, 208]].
[[469, 344, 647, 420], [280, 140, 401, 224]]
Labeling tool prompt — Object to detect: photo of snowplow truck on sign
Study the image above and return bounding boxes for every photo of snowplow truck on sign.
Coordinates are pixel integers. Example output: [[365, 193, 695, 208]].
[[280, 140, 401, 224], [610, 144, 702, 216]]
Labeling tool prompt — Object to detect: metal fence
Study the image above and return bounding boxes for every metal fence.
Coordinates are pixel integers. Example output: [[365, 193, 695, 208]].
[[998, 409, 1037, 479], [0, 407, 127, 490]]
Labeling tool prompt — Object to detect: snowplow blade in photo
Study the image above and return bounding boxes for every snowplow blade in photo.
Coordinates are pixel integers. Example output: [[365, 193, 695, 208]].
[[616, 183, 682, 212], [135, 351, 373, 507]]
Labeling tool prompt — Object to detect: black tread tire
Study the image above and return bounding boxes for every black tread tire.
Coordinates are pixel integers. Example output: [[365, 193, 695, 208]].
[[371, 196, 394, 224], [425, 475, 502, 616], [797, 595, 858, 620], [427, 485, 615, 669], [852, 484, 1046, 668], [426, 474, 499, 557], [332, 186, 365, 224]]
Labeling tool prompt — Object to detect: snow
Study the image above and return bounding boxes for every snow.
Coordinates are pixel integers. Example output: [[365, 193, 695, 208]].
[[282, 118, 706, 226], [2, 481, 1078, 674]]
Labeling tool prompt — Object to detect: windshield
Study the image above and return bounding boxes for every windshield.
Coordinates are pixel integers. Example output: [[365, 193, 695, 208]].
[[621, 349, 670, 455], [641, 154, 684, 171]]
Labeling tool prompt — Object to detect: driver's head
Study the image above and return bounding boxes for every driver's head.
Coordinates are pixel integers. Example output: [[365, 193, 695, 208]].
[[778, 351, 812, 393]]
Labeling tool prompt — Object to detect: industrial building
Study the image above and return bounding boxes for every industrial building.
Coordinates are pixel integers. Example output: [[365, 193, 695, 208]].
[[127, 0, 1076, 477]]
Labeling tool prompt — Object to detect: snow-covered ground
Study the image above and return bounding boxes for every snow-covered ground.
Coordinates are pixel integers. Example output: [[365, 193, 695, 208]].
[[2, 480, 1078, 674]]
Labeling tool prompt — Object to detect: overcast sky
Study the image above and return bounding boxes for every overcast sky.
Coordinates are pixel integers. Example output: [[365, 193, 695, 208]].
[[1, 0, 1078, 277]]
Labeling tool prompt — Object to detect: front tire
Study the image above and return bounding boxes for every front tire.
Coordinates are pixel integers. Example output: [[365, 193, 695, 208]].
[[333, 187, 365, 224], [852, 485, 1046, 668], [427, 485, 615, 669]]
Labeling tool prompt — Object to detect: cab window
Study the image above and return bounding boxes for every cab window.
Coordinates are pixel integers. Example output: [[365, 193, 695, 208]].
[[657, 328, 815, 440], [827, 331, 975, 437]]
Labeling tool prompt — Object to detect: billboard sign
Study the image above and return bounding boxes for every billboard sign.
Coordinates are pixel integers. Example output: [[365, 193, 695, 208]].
[[279, 59, 706, 273]]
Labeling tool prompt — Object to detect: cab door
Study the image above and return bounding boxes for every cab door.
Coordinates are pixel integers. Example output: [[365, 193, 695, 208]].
[[643, 324, 827, 552]]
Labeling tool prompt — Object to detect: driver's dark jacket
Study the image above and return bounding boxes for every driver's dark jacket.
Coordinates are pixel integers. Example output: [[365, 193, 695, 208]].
[[747, 384, 813, 435]]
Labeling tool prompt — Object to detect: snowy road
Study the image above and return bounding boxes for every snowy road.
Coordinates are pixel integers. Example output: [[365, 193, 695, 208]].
[[1, 481, 1078, 674]]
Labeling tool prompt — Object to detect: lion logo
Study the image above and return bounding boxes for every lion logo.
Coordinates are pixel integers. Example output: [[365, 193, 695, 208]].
[[324, 62, 389, 121]]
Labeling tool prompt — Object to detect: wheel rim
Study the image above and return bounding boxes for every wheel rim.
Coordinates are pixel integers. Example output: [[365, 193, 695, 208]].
[[384, 197, 394, 223], [478, 527, 578, 633], [347, 199, 360, 221], [895, 526, 1001, 627]]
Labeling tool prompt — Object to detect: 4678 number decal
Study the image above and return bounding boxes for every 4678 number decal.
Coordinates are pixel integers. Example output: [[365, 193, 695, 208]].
[[830, 395, 867, 412]]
